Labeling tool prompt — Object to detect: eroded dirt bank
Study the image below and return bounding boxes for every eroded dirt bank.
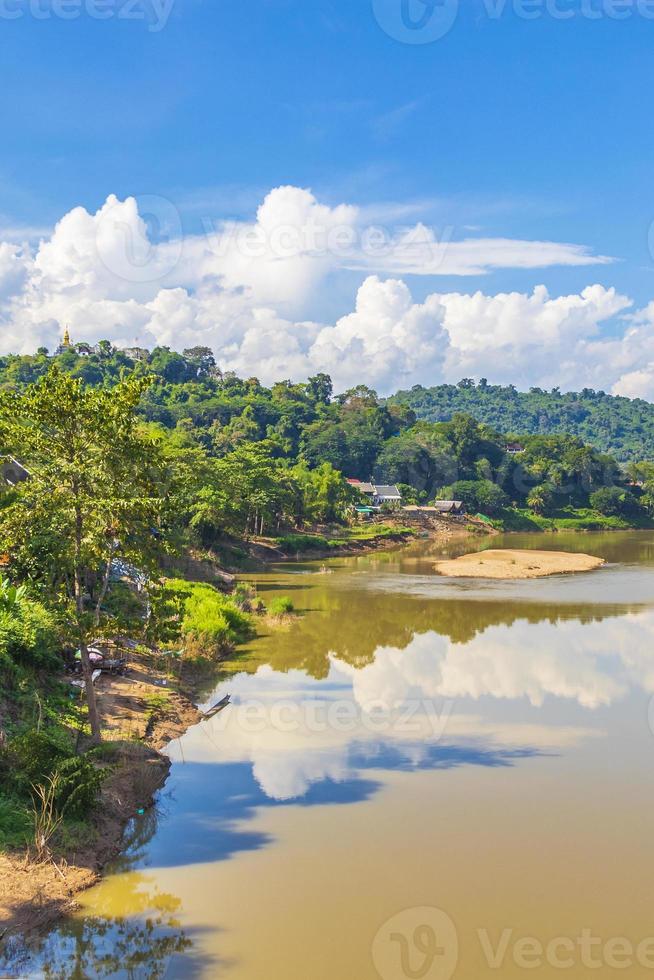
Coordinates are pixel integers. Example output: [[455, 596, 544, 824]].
[[0, 650, 204, 947]]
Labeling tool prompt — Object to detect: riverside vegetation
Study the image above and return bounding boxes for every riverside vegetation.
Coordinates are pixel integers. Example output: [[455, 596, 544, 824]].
[[2, 343, 654, 533], [390, 378, 654, 461], [2, 343, 654, 935]]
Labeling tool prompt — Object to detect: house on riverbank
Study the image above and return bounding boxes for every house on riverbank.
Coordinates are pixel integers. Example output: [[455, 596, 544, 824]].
[[432, 500, 465, 515], [347, 479, 403, 508]]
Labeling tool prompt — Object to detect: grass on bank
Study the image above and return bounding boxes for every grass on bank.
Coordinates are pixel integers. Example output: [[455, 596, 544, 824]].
[[267, 596, 295, 617], [0, 575, 255, 856], [166, 578, 254, 659], [271, 523, 415, 554], [487, 506, 654, 532]]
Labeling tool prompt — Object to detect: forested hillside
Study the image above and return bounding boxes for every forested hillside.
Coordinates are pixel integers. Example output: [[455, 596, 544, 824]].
[[1, 343, 654, 530], [389, 381, 654, 462]]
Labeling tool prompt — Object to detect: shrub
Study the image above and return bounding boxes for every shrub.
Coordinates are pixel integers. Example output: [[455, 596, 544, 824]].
[[590, 486, 639, 517], [233, 583, 256, 611], [268, 596, 295, 617], [275, 534, 329, 554], [0, 598, 58, 669], [168, 579, 253, 658], [10, 728, 72, 789], [0, 577, 27, 609], [54, 755, 106, 819], [31, 773, 64, 860], [5, 729, 107, 827], [0, 793, 32, 848]]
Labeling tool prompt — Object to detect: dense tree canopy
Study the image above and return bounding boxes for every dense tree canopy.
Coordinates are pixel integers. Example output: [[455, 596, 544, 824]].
[[390, 380, 654, 462], [0, 369, 170, 741], [0, 345, 653, 526]]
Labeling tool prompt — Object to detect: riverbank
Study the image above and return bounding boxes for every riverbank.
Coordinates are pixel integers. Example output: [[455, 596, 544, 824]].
[[175, 514, 496, 574], [266, 525, 418, 560], [252, 515, 490, 563], [0, 516, 485, 948], [0, 646, 212, 946], [491, 506, 654, 533], [165, 526, 420, 572], [434, 548, 606, 579]]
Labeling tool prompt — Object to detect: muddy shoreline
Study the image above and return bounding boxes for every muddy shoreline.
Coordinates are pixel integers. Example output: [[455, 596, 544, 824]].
[[250, 516, 489, 564], [0, 656, 207, 950]]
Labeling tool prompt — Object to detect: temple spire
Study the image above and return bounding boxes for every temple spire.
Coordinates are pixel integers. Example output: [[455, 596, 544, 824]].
[[54, 325, 73, 356]]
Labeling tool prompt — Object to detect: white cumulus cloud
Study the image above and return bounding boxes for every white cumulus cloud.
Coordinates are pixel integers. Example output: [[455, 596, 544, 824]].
[[0, 187, 652, 397]]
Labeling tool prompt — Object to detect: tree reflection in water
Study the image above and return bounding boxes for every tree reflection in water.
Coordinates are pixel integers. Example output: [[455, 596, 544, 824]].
[[3, 809, 219, 979], [6, 877, 199, 979], [40, 901, 190, 980]]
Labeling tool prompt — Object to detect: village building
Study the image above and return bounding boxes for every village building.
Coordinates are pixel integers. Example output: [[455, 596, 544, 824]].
[[430, 500, 465, 515], [347, 479, 374, 495], [347, 479, 403, 509], [372, 485, 402, 507]]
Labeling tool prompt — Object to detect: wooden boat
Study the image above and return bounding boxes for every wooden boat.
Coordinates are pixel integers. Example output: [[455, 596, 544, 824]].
[[202, 694, 231, 720]]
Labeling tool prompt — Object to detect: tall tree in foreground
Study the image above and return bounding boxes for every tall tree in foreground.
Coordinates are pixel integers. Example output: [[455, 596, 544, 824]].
[[0, 368, 167, 743]]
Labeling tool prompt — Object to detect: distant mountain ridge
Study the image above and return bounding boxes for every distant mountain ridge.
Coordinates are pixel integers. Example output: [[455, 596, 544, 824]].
[[388, 382, 654, 462]]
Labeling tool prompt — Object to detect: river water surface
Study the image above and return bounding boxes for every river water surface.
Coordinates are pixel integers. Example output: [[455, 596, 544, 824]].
[[7, 531, 654, 979]]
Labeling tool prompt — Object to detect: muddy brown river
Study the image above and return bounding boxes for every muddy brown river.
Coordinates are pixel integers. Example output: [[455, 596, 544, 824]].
[[6, 531, 654, 979]]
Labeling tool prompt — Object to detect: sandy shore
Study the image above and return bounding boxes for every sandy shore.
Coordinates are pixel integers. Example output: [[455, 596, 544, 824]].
[[434, 548, 605, 579]]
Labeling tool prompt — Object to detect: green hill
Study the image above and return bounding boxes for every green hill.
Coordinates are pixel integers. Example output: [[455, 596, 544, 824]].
[[388, 381, 654, 462]]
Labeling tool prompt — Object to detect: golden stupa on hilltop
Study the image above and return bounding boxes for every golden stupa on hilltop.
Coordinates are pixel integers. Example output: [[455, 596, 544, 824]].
[[55, 326, 72, 355]]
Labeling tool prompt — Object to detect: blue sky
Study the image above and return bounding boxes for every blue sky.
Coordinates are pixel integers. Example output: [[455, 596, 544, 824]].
[[1, 0, 653, 394]]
